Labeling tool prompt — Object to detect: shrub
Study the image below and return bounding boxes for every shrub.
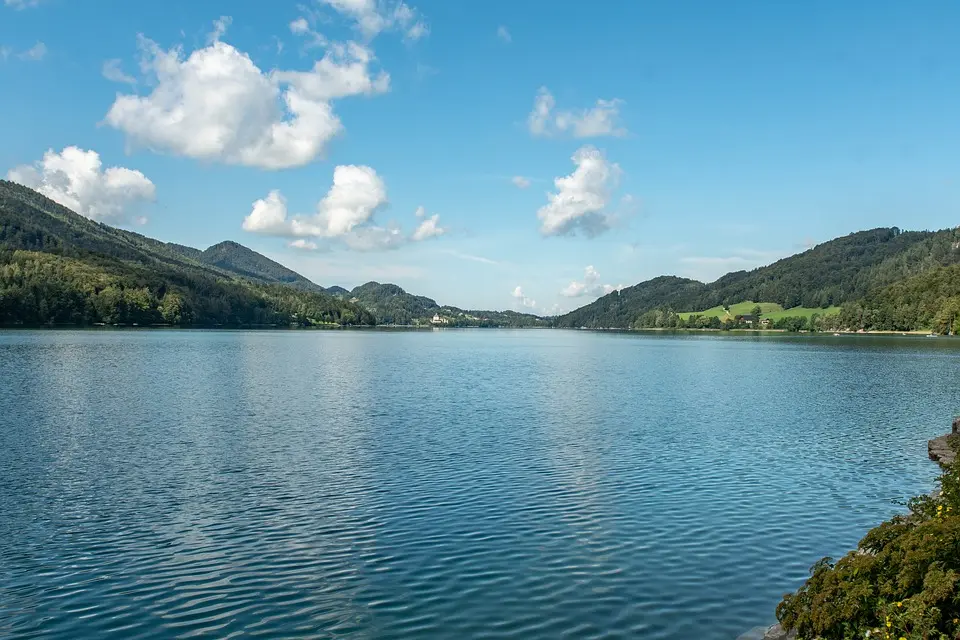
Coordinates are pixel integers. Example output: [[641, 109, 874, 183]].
[[777, 438, 960, 639]]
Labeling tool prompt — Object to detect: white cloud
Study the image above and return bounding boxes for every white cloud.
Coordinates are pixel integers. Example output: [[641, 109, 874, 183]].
[[208, 16, 232, 44], [242, 189, 292, 235], [560, 265, 624, 298], [4, 0, 42, 9], [243, 168, 446, 251], [318, 0, 428, 41], [496, 26, 511, 43], [290, 17, 310, 34], [289, 15, 327, 49], [512, 286, 536, 308], [527, 87, 625, 138], [18, 41, 46, 61], [312, 164, 388, 235], [102, 58, 136, 84], [289, 238, 319, 250], [273, 41, 389, 101], [0, 47, 10, 62], [537, 146, 621, 237], [7, 146, 156, 224], [104, 23, 389, 170], [412, 213, 445, 241], [343, 224, 405, 251], [414, 205, 425, 217], [511, 175, 531, 189]]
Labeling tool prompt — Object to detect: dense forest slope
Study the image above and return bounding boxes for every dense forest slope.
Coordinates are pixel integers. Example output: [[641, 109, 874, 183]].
[[555, 227, 960, 330], [0, 181, 374, 327]]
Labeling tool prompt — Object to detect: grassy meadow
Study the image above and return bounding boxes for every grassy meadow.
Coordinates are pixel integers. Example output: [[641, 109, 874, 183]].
[[677, 301, 841, 323]]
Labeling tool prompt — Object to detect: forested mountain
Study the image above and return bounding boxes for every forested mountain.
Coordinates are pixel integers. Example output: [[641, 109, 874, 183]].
[[555, 227, 960, 330], [0, 181, 374, 327], [0, 180, 325, 290], [198, 241, 325, 292], [345, 281, 547, 327]]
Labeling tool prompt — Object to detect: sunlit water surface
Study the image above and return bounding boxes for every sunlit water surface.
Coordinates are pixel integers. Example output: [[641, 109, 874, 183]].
[[2, 329, 959, 639]]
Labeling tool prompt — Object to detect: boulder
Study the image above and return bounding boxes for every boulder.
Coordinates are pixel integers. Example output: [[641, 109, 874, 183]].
[[763, 623, 797, 640]]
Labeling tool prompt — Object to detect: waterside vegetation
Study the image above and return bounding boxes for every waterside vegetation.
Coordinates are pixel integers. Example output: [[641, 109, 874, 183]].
[[776, 434, 960, 640]]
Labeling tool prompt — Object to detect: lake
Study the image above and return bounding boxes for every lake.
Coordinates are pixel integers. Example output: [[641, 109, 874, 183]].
[[1, 329, 958, 639]]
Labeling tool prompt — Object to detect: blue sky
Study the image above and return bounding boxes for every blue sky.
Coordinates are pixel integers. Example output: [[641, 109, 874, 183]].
[[2, 0, 960, 313]]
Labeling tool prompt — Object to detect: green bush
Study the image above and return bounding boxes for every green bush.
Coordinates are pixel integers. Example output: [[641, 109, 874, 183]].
[[777, 438, 960, 639]]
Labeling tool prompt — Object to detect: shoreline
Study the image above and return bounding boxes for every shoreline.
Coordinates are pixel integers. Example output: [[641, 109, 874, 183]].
[[747, 417, 960, 640]]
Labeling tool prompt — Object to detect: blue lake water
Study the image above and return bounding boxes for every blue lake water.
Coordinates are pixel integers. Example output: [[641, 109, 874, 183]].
[[2, 329, 959, 639]]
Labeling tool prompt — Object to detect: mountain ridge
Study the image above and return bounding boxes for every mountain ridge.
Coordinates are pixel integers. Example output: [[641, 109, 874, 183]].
[[554, 227, 960, 329]]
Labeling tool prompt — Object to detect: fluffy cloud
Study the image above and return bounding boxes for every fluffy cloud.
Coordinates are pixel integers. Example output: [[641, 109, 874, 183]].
[[528, 87, 625, 138], [537, 146, 621, 237], [243, 165, 387, 237], [7, 146, 156, 224], [290, 17, 310, 34], [560, 265, 624, 298], [104, 24, 389, 170], [242, 169, 445, 251], [289, 238, 319, 250], [17, 41, 46, 61], [319, 0, 428, 41], [512, 286, 536, 308], [242, 190, 291, 235], [511, 176, 531, 189], [412, 213, 444, 241], [496, 26, 511, 43], [209, 16, 232, 43], [343, 224, 405, 251]]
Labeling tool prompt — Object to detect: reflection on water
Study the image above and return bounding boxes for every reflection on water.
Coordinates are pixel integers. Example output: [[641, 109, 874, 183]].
[[1, 329, 959, 639]]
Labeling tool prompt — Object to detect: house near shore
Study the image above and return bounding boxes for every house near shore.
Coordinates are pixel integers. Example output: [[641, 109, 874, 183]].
[[431, 313, 449, 325], [737, 314, 760, 326]]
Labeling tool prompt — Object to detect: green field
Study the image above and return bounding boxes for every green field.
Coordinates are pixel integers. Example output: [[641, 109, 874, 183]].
[[678, 301, 840, 323], [761, 306, 841, 321]]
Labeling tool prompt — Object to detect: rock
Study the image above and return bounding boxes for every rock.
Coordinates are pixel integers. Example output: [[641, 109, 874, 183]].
[[929, 433, 956, 466], [763, 623, 797, 640]]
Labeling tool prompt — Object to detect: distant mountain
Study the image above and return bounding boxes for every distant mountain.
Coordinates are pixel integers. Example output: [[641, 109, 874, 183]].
[[555, 227, 960, 330], [325, 285, 350, 297], [348, 281, 546, 327], [0, 181, 375, 327], [199, 241, 324, 293]]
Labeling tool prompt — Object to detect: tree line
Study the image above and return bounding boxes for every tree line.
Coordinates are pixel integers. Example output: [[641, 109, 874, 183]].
[[0, 249, 376, 327]]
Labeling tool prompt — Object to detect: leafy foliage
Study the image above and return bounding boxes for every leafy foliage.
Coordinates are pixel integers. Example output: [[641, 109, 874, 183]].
[[777, 439, 960, 639], [840, 264, 960, 334]]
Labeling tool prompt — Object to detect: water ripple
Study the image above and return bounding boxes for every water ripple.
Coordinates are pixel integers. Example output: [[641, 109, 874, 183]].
[[1, 329, 957, 639]]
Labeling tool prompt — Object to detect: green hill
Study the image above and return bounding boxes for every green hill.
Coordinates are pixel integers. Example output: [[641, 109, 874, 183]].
[[198, 241, 325, 293], [556, 227, 960, 330], [0, 181, 374, 327], [347, 281, 546, 327]]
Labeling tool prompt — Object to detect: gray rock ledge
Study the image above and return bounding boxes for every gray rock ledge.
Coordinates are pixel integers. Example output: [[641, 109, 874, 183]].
[[928, 416, 960, 467]]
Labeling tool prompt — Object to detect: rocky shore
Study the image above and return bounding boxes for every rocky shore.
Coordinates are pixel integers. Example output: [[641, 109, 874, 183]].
[[743, 416, 960, 640], [928, 417, 960, 467]]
